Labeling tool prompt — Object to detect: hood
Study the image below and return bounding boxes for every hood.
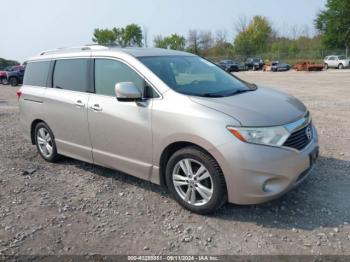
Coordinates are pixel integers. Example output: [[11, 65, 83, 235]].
[[190, 87, 307, 126]]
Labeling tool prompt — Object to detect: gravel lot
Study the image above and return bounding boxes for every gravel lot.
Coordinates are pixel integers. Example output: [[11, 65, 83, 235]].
[[0, 70, 349, 256]]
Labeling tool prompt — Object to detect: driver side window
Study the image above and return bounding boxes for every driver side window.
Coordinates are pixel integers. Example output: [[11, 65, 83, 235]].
[[95, 59, 149, 97]]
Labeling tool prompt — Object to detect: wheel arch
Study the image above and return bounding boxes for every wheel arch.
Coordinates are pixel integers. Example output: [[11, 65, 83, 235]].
[[158, 141, 225, 187], [30, 119, 46, 145]]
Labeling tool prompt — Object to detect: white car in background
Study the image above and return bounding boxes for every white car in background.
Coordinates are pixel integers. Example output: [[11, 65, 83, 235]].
[[324, 55, 350, 69]]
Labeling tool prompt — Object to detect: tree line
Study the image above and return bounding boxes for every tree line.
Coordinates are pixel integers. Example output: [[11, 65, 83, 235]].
[[92, 0, 349, 62], [1, 0, 347, 68], [0, 58, 20, 70]]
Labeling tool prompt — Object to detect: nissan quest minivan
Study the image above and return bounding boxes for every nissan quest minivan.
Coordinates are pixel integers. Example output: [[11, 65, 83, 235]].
[[19, 45, 319, 214]]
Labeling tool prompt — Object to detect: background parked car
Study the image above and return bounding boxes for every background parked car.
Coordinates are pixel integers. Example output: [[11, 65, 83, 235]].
[[216, 60, 240, 72], [0, 65, 24, 85], [0, 70, 8, 84], [245, 58, 264, 70], [6, 65, 25, 86], [324, 55, 350, 69], [270, 61, 291, 72]]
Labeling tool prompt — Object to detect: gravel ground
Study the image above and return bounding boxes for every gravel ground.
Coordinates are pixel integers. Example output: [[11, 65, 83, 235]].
[[0, 70, 349, 256]]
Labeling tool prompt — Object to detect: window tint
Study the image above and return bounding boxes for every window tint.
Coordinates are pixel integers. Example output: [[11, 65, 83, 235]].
[[23, 61, 51, 87], [94, 59, 146, 97], [53, 59, 89, 92]]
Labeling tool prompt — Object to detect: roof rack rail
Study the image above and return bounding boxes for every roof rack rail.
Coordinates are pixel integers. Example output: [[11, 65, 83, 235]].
[[39, 45, 108, 56]]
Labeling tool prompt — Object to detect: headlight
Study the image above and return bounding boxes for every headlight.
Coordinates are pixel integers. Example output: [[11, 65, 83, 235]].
[[227, 126, 290, 147]]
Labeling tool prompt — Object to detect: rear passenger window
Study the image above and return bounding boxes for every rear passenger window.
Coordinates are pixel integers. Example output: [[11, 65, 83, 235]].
[[23, 61, 51, 87], [53, 59, 89, 92], [94, 59, 145, 96]]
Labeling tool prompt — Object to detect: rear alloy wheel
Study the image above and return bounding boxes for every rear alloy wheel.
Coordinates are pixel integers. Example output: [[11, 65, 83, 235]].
[[338, 64, 344, 70], [35, 122, 60, 162], [9, 77, 18, 86], [166, 147, 227, 214]]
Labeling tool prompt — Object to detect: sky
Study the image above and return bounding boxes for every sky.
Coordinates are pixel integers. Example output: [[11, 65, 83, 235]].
[[0, 0, 327, 62]]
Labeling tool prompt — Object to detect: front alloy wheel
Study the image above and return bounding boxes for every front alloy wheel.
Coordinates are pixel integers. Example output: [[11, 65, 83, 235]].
[[172, 158, 213, 206], [166, 146, 227, 214]]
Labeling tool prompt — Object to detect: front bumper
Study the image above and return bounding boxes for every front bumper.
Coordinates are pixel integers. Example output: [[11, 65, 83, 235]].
[[209, 125, 319, 205]]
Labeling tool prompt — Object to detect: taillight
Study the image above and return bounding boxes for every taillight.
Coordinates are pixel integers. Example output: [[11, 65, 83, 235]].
[[16, 90, 22, 99]]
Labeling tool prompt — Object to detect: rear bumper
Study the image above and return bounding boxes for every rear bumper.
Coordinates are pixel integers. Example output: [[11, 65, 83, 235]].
[[209, 124, 319, 205]]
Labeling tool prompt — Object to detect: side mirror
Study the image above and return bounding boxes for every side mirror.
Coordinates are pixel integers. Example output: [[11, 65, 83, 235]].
[[115, 82, 142, 101]]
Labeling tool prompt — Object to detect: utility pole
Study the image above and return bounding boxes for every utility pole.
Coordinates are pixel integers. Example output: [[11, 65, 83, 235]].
[[143, 26, 149, 48]]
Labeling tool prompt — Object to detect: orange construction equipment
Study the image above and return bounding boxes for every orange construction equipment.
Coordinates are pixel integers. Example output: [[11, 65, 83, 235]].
[[293, 61, 324, 71]]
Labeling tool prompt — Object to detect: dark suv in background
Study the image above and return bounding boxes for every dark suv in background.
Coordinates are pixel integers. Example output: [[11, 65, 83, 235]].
[[216, 60, 240, 72], [245, 58, 264, 71], [0, 65, 25, 86]]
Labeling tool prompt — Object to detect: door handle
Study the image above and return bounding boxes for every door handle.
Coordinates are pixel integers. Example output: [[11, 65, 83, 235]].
[[75, 100, 85, 107], [90, 104, 102, 112]]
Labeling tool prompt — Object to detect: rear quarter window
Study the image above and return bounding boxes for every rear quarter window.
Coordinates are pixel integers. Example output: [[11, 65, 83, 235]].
[[23, 61, 51, 87]]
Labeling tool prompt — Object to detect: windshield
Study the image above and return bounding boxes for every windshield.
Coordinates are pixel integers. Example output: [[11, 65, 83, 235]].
[[338, 55, 346, 60], [139, 56, 252, 97]]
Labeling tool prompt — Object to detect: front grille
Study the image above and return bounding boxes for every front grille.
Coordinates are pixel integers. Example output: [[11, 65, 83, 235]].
[[283, 124, 312, 150]]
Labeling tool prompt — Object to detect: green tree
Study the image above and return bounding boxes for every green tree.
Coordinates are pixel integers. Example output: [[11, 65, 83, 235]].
[[92, 28, 117, 45], [123, 24, 143, 47], [113, 27, 125, 46], [315, 0, 350, 52], [154, 34, 186, 50], [0, 58, 20, 70], [234, 16, 272, 56], [93, 24, 143, 47], [154, 35, 167, 49]]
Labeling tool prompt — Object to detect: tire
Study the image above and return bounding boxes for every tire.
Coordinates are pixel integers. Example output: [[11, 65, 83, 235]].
[[338, 63, 344, 70], [9, 77, 18, 86], [1, 78, 8, 85], [34, 122, 60, 162], [165, 146, 227, 214], [324, 63, 328, 70]]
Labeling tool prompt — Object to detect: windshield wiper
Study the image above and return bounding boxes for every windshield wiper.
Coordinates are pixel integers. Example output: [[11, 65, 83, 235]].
[[223, 90, 251, 96], [201, 93, 225, 97], [201, 89, 254, 98]]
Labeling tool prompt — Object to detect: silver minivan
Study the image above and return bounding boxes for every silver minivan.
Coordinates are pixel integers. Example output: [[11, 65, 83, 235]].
[[19, 45, 319, 214]]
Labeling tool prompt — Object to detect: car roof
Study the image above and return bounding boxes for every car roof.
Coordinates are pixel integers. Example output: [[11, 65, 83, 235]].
[[120, 47, 192, 57], [27, 45, 194, 61]]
